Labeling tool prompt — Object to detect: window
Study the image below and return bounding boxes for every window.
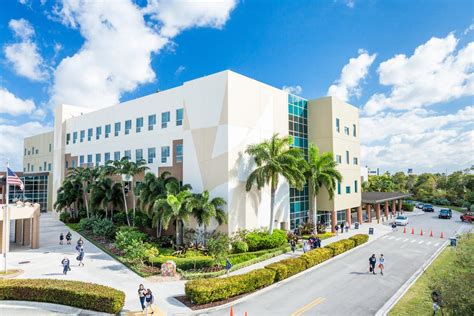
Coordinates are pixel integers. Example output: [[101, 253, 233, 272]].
[[337, 181, 341, 194], [124, 150, 131, 160], [32, 146, 35, 154], [104, 152, 110, 162], [354, 180, 358, 193], [39, 166, 42, 171], [31, 164, 35, 171], [96, 126, 102, 140], [176, 144, 183, 163], [125, 120, 132, 135], [344, 126, 350, 135], [161, 111, 170, 128], [336, 118, 340, 133], [148, 147, 156, 163], [105, 124, 111, 138], [96, 153, 101, 166], [87, 154, 92, 164], [80, 130, 85, 142], [27, 163, 30, 172], [136, 117, 143, 133], [161, 146, 170, 163], [66, 133, 71, 145], [28, 150, 30, 155], [79, 155, 84, 165], [148, 114, 156, 130], [65, 161, 68, 169], [114, 151, 120, 161], [346, 186, 351, 194], [114, 122, 121, 137], [72, 160, 76, 168], [346, 151, 349, 164], [24, 148, 26, 155], [353, 157, 358, 165], [35, 149, 38, 154], [48, 163, 52, 171], [176, 108, 183, 126], [87, 128, 93, 141], [136, 149, 143, 162], [353, 124, 357, 137], [336, 155, 342, 164], [43, 161, 46, 171], [73, 132, 78, 144], [49, 143, 52, 152]]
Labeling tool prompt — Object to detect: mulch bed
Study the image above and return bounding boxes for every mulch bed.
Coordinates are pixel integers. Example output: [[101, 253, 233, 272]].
[[175, 292, 252, 310]]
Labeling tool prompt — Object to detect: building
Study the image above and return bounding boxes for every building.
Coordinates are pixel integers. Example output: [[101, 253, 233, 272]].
[[27, 70, 361, 234]]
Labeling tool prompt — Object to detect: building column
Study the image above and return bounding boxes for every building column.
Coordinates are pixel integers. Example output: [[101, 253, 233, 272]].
[[357, 206, 363, 224], [346, 208, 351, 227], [398, 199, 403, 214], [22, 218, 31, 246], [366, 204, 372, 223], [331, 211, 337, 233], [384, 201, 389, 220], [391, 200, 396, 216], [31, 216, 40, 249], [375, 203, 381, 223], [15, 219, 23, 244]]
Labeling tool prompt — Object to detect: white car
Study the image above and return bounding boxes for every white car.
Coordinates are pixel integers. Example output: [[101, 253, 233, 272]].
[[394, 215, 408, 226]]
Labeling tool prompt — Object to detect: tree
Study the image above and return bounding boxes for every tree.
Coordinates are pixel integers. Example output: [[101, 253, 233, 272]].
[[245, 133, 306, 233], [55, 178, 83, 218], [68, 167, 98, 218], [127, 159, 149, 225], [391, 172, 408, 192], [304, 144, 342, 224], [187, 190, 227, 234], [367, 173, 395, 192], [90, 177, 123, 220]]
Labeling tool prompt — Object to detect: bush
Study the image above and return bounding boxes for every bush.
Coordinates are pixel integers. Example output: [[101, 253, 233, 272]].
[[402, 202, 414, 212], [231, 240, 249, 254], [78, 217, 98, 232], [0, 279, 125, 314], [264, 262, 288, 281], [206, 232, 230, 265], [149, 256, 214, 270], [114, 227, 146, 251], [91, 219, 116, 239], [325, 239, 356, 256], [244, 229, 287, 251], [123, 239, 158, 265], [185, 268, 275, 305], [349, 234, 369, 246], [265, 257, 306, 282], [59, 212, 71, 223], [300, 247, 333, 268]]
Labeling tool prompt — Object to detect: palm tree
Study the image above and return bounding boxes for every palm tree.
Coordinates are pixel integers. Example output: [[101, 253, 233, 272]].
[[55, 178, 83, 218], [128, 159, 149, 225], [103, 158, 132, 226], [245, 133, 306, 233], [90, 177, 124, 220], [187, 190, 227, 233], [68, 167, 96, 218], [305, 144, 343, 224]]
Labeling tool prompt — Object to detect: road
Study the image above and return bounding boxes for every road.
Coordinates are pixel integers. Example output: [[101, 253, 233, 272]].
[[205, 207, 471, 316]]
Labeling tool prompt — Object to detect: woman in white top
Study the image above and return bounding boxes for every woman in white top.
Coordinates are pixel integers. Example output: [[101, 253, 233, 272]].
[[378, 254, 385, 275]]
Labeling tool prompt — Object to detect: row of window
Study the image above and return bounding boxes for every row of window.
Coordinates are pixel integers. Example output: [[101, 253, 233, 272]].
[[24, 161, 52, 173], [335, 151, 358, 165], [24, 143, 52, 156], [335, 118, 357, 137], [337, 180, 359, 195], [66, 109, 184, 145]]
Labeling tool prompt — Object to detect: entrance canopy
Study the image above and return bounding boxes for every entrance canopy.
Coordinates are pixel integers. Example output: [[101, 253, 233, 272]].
[[362, 192, 411, 204]]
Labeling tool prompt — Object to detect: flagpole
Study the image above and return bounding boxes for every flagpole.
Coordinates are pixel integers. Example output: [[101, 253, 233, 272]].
[[3, 162, 9, 273]]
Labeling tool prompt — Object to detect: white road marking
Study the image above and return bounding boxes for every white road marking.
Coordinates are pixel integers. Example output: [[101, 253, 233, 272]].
[[382, 236, 388, 239], [388, 236, 395, 240], [426, 242, 432, 245], [410, 239, 416, 243], [395, 237, 401, 241], [403, 238, 409, 242], [418, 241, 424, 244], [434, 243, 440, 246]]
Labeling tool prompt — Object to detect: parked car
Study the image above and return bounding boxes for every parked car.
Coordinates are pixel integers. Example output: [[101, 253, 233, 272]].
[[438, 209, 452, 219], [394, 215, 409, 226], [423, 204, 434, 212], [415, 203, 424, 209], [460, 212, 474, 223]]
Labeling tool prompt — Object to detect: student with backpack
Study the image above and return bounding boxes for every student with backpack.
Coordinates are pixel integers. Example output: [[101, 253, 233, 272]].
[[369, 254, 376, 275], [145, 289, 155, 315], [66, 231, 72, 245], [225, 258, 232, 275], [61, 257, 70, 275], [59, 233, 64, 245], [378, 254, 385, 275]]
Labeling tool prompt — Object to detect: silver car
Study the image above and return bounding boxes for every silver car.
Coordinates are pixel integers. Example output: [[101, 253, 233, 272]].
[[395, 215, 409, 226]]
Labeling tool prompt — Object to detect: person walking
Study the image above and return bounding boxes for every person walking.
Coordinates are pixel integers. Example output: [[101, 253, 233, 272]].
[[335, 225, 339, 236], [145, 289, 155, 315], [76, 238, 83, 252], [315, 236, 321, 248], [138, 284, 147, 311], [369, 254, 376, 275], [77, 248, 85, 267], [225, 258, 232, 276], [340, 222, 344, 234], [59, 233, 64, 245], [345, 221, 349, 232], [303, 240, 309, 253], [66, 231, 72, 245], [378, 254, 385, 275], [61, 257, 70, 275], [290, 239, 297, 253]]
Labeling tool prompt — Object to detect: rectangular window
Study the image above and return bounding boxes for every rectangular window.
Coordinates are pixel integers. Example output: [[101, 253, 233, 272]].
[[353, 157, 358, 165], [48, 163, 52, 171], [43, 161, 47, 171], [32, 146, 35, 154], [176, 108, 183, 126], [87, 128, 93, 141], [105, 124, 111, 138], [136, 149, 143, 162], [79, 155, 84, 165], [336, 155, 342, 164], [176, 144, 183, 163], [80, 130, 85, 142], [87, 154, 92, 164], [344, 126, 350, 135], [161, 146, 170, 163], [336, 118, 340, 133], [346, 186, 351, 194], [114, 151, 120, 161], [31, 165, 34, 171], [125, 120, 132, 135], [337, 181, 341, 195], [96, 126, 102, 140], [353, 124, 357, 137], [346, 151, 349, 164], [114, 122, 121, 137], [96, 153, 101, 166], [136, 117, 143, 133], [65, 161, 68, 169], [36, 149, 38, 154], [27, 163, 30, 171], [104, 152, 111, 162], [124, 150, 131, 160], [24, 148, 26, 156], [148, 114, 156, 130], [354, 180, 358, 193], [73, 132, 77, 144], [161, 111, 170, 128], [39, 166, 42, 171], [148, 147, 156, 163], [28, 150, 30, 155], [72, 160, 76, 168], [49, 143, 52, 152]]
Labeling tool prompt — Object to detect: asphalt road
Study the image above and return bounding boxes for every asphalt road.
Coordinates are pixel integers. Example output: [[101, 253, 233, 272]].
[[205, 207, 471, 316]]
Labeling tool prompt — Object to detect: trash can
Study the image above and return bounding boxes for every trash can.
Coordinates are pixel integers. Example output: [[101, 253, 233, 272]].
[[449, 237, 457, 247], [354, 222, 360, 229], [369, 227, 374, 235]]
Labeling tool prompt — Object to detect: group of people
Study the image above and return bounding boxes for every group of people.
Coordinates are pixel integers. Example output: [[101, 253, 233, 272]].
[[334, 222, 350, 235], [138, 284, 156, 314], [369, 254, 385, 275], [60, 236, 86, 275], [303, 236, 322, 253]]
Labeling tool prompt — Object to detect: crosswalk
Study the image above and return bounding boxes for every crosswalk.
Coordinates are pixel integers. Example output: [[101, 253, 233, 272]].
[[380, 234, 443, 248]]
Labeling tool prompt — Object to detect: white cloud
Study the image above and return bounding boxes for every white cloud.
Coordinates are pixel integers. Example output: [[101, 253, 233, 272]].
[[364, 33, 474, 115], [4, 19, 48, 81], [0, 122, 51, 170], [345, 0, 355, 8], [327, 49, 376, 101], [175, 65, 186, 76], [464, 23, 474, 35], [0, 88, 36, 116], [282, 85, 303, 95], [143, 0, 237, 38]]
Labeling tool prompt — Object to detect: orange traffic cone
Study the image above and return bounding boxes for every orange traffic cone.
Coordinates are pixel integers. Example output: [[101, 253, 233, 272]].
[[403, 227, 406, 233], [230, 306, 234, 316], [245, 312, 248, 316], [411, 228, 414, 234], [420, 229, 423, 236], [430, 230, 433, 237], [440, 232, 444, 239]]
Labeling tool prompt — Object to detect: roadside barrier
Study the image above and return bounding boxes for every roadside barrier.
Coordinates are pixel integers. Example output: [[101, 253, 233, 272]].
[[230, 306, 234, 316], [411, 228, 414, 234], [440, 232, 444, 238], [420, 229, 423, 236], [430, 230, 433, 237], [403, 227, 406, 234]]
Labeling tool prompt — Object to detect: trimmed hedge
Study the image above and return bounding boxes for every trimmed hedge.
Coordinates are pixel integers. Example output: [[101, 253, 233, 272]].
[[349, 234, 369, 246], [300, 247, 334, 267], [244, 229, 287, 251], [185, 268, 276, 305], [0, 279, 125, 314], [325, 239, 356, 256], [264, 262, 288, 281], [149, 256, 214, 270]]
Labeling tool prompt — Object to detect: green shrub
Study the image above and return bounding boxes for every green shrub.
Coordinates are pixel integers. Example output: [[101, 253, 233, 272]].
[[78, 217, 98, 231], [349, 234, 369, 246], [0, 279, 124, 314], [206, 232, 230, 265], [245, 229, 287, 251], [59, 212, 71, 223], [114, 226, 146, 251], [91, 219, 116, 239], [325, 239, 356, 256], [231, 240, 249, 253], [123, 239, 158, 264], [264, 262, 288, 281], [300, 247, 333, 267], [265, 257, 307, 281], [149, 256, 214, 270], [185, 268, 275, 305], [402, 202, 414, 212]]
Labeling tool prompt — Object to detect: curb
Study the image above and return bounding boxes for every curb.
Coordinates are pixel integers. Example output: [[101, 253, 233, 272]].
[[0, 300, 113, 315], [175, 228, 392, 315]]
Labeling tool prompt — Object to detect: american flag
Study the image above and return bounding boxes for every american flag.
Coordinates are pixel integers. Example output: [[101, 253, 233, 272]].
[[7, 167, 24, 191]]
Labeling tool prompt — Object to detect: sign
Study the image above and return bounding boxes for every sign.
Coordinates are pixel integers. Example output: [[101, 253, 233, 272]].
[[368, 227, 374, 235]]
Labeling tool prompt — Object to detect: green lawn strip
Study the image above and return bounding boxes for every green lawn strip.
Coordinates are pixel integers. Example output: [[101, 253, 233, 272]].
[[389, 246, 455, 315], [434, 205, 467, 213]]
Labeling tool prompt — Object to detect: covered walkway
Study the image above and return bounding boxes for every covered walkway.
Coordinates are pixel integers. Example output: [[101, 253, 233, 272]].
[[360, 192, 411, 224]]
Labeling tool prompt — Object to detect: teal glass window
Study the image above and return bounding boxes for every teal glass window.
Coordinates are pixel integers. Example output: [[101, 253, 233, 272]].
[[104, 152, 110, 162], [354, 180, 358, 193], [125, 120, 132, 135], [161, 111, 170, 128], [79, 155, 84, 165], [66, 133, 71, 145], [161, 146, 170, 163], [72, 160, 76, 168], [80, 130, 85, 142], [148, 147, 156, 163], [136, 149, 143, 162], [96, 153, 101, 166], [48, 163, 51, 171], [96, 126, 102, 140], [148, 115, 156, 130], [73, 132, 78, 144], [65, 160, 69, 169], [336, 118, 340, 133], [176, 108, 183, 126], [105, 124, 111, 138], [136, 117, 143, 133], [87, 128, 93, 141], [114, 122, 121, 136], [346, 186, 351, 194], [176, 144, 183, 163], [87, 154, 92, 164], [114, 151, 120, 161], [338, 181, 341, 195], [124, 150, 131, 159]]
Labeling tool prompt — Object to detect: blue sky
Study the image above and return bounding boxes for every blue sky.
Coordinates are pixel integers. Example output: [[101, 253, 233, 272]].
[[1, 0, 473, 173]]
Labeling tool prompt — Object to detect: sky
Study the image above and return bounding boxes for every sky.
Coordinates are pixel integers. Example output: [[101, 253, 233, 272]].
[[0, 0, 473, 174]]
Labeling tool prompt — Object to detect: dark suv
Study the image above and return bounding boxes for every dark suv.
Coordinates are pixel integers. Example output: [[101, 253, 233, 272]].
[[423, 204, 434, 212], [438, 209, 452, 219]]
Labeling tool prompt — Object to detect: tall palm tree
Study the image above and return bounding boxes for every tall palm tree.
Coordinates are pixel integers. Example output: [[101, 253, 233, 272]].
[[305, 144, 342, 224], [128, 159, 149, 225], [68, 167, 95, 218], [90, 177, 123, 220], [104, 158, 132, 226], [245, 133, 306, 233], [187, 190, 227, 233], [55, 178, 83, 218]]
